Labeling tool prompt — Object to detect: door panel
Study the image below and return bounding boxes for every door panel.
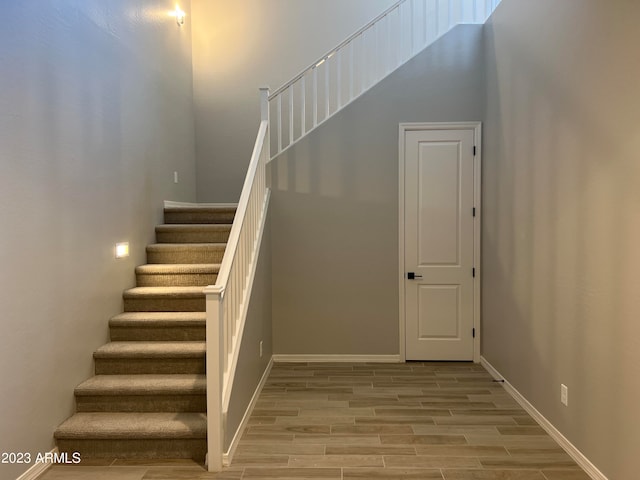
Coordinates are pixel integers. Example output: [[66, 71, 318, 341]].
[[418, 142, 461, 266], [418, 285, 460, 338], [404, 127, 476, 361]]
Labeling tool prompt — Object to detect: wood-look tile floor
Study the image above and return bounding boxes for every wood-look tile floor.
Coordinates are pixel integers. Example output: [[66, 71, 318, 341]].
[[41, 362, 591, 480]]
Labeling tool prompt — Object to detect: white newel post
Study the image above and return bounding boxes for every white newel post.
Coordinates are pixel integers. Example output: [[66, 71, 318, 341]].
[[259, 86, 270, 155], [204, 285, 224, 472]]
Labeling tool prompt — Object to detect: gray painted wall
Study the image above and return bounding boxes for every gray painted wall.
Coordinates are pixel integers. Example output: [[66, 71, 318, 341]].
[[191, 0, 395, 202], [482, 1, 640, 478], [270, 26, 484, 355], [225, 210, 273, 448], [0, 2, 196, 478]]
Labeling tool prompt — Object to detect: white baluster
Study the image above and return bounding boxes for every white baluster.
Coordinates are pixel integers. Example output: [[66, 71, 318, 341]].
[[223, 300, 229, 372], [349, 41, 354, 102], [360, 33, 366, 93], [368, 27, 374, 88], [410, 0, 415, 56], [336, 49, 342, 109], [399, 4, 404, 63], [277, 95, 282, 154], [232, 267, 238, 326], [325, 57, 330, 119], [312, 67, 318, 127], [421, 0, 428, 50], [376, 15, 381, 78], [384, 14, 393, 75], [288, 84, 294, 145], [300, 76, 306, 136], [373, 25, 378, 85]]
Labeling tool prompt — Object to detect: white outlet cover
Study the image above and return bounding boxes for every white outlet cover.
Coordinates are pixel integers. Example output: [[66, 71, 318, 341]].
[[561, 384, 568, 406]]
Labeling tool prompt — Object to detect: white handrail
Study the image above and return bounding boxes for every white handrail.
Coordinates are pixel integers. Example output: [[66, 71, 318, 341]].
[[268, 0, 500, 158], [204, 88, 270, 472]]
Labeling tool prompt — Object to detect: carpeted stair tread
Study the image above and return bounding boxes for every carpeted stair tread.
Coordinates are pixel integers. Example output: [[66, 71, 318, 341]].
[[164, 204, 238, 213], [164, 206, 236, 225], [54, 413, 206, 439], [164, 206, 236, 214], [94, 342, 205, 359], [156, 224, 232, 243], [147, 242, 227, 250], [146, 243, 227, 251], [123, 287, 205, 313], [146, 243, 226, 264], [135, 264, 220, 275], [123, 286, 205, 299], [109, 313, 205, 341], [110, 312, 206, 327], [75, 375, 206, 396], [135, 264, 220, 287], [156, 224, 232, 232]]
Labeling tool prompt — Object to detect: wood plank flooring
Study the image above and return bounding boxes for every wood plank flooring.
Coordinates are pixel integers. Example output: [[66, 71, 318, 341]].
[[41, 362, 591, 480]]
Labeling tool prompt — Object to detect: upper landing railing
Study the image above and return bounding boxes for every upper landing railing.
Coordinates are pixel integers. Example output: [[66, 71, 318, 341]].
[[268, 0, 501, 158]]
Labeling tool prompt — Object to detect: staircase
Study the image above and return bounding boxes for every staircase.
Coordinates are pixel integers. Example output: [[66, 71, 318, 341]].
[[53, 0, 501, 469], [54, 205, 235, 461]]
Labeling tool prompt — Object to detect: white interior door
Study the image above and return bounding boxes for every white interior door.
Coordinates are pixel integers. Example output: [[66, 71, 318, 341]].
[[401, 124, 479, 361]]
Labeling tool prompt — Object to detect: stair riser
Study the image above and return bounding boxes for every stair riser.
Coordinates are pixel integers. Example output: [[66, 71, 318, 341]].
[[146, 249, 225, 264], [136, 273, 217, 287], [76, 395, 206, 413], [94, 359, 205, 375], [164, 211, 234, 224], [123, 297, 204, 312], [57, 439, 206, 461], [110, 327, 205, 342], [156, 230, 230, 243]]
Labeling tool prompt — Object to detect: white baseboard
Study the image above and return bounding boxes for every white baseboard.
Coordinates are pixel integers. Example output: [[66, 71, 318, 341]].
[[164, 200, 239, 208], [480, 356, 608, 480], [272, 354, 401, 363], [15, 448, 57, 480], [222, 357, 274, 466]]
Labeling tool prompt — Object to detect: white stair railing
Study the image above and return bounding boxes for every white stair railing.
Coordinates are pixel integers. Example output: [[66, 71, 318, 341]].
[[268, 0, 501, 158], [204, 0, 502, 469], [204, 88, 270, 472]]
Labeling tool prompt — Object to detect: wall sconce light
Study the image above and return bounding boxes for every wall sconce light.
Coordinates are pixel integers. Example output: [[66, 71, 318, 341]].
[[115, 242, 130, 259], [170, 5, 186, 26]]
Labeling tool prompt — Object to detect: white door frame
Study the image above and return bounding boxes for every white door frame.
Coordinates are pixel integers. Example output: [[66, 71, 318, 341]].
[[398, 122, 482, 363]]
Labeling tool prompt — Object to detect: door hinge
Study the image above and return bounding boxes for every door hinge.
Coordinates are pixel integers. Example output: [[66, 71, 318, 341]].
[[473, 146, 477, 156], [472, 268, 476, 278], [473, 328, 476, 338], [473, 207, 476, 217]]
